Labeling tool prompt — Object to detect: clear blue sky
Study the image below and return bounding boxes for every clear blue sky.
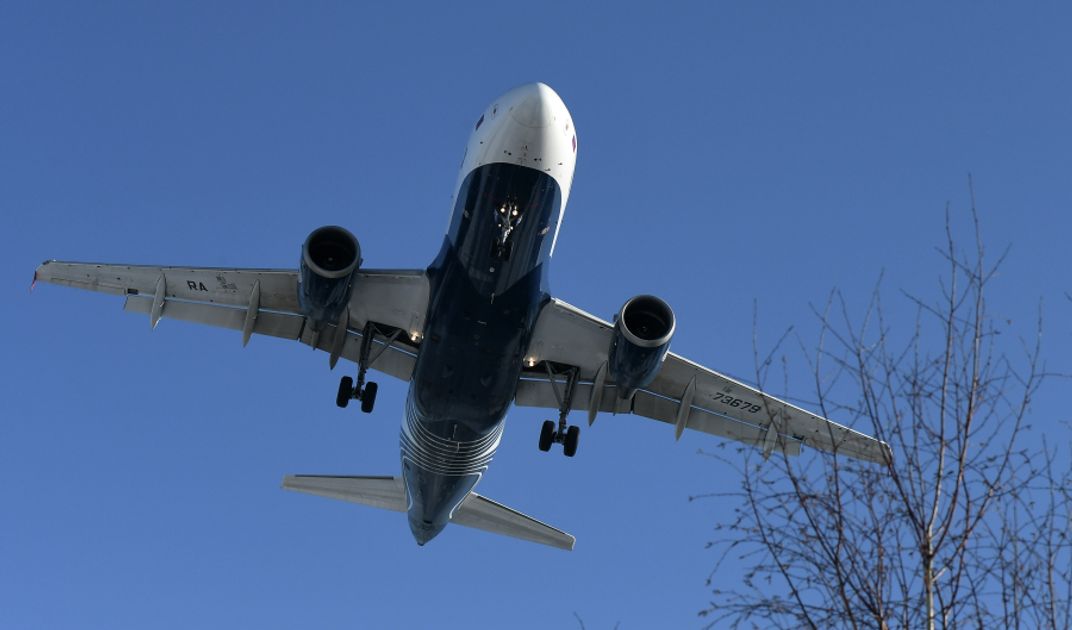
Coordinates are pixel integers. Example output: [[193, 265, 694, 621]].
[[3, 2, 1070, 628]]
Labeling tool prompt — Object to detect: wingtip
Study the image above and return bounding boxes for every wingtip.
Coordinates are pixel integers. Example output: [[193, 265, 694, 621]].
[[30, 267, 43, 292], [882, 442, 895, 467]]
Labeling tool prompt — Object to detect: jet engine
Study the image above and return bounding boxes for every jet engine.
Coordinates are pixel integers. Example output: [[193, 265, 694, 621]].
[[608, 294, 676, 398], [298, 225, 361, 325]]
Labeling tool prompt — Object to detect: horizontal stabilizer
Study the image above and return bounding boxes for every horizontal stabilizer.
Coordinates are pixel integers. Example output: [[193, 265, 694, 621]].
[[283, 475, 407, 511], [451, 492, 575, 550], [282, 474, 575, 551]]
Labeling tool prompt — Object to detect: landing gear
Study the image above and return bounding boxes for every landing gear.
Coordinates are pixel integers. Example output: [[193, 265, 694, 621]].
[[537, 363, 582, 457], [539, 420, 555, 452], [360, 381, 378, 414], [336, 376, 353, 408], [337, 373, 374, 412], [563, 425, 580, 458], [336, 322, 400, 414]]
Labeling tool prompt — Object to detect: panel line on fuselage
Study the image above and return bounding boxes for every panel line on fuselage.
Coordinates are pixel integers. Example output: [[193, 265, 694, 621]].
[[401, 391, 504, 476]]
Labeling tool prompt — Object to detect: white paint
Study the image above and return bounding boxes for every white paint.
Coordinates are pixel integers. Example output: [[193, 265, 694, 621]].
[[452, 82, 577, 256]]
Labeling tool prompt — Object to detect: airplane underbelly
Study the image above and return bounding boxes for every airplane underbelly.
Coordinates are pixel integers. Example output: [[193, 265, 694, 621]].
[[399, 257, 539, 539], [399, 157, 561, 542], [400, 380, 506, 543], [401, 389, 505, 477]]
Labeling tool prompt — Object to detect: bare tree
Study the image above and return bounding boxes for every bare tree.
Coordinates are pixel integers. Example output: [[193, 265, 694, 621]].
[[697, 198, 1071, 629]]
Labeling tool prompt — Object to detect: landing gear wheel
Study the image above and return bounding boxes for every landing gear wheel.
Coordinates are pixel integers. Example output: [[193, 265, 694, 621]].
[[534, 363, 584, 457], [360, 381, 378, 414], [563, 425, 580, 457], [538, 420, 555, 452], [336, 376, 353, 408]]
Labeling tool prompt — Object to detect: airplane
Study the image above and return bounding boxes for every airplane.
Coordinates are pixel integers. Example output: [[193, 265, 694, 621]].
[[33, 82, 891, 551]]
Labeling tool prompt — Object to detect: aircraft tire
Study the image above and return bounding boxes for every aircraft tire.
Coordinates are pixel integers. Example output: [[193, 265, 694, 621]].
[[563, 425, 580, 457], [538, 420, 555, 451], [360, 382, 378, 413], [337, 376, 353, 408]]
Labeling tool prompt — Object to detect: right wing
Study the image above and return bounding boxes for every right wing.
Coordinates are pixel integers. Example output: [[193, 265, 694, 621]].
[[33, 260, 429, 381], [518, 298, 892, 465]]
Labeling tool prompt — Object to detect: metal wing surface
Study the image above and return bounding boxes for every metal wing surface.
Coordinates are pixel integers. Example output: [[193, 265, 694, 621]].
[[33, 260, 429, 382], [517, 298, 892, 465]]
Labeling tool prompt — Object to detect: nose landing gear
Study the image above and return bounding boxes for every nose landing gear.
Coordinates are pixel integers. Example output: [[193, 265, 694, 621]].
[[537, 363, 581, 457]]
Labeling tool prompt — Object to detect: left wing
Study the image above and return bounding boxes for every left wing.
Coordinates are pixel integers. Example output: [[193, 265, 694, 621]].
[[517, 298, 892, 465], [33, 260, 428, 381]]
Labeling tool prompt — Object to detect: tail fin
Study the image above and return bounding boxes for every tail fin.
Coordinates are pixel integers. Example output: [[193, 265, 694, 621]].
[[282, 474, 575, 551]]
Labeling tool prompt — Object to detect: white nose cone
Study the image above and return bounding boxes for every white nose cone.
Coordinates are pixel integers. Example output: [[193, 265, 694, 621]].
[[457, 81, 577, 225], [509, 82, 562, 128]]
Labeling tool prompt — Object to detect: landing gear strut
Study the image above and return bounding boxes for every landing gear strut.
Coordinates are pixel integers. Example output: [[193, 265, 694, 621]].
[[537, 363, 581, 457], [336, 322, 398, 413]]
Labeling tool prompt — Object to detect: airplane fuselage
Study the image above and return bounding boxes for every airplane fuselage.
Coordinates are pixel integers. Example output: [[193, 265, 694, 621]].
[[401, 84, 577, 544]]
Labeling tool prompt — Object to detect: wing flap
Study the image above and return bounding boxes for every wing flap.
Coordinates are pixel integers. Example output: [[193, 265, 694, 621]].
[[304, 321, 416, 382], [631, 389, 803, 457], [123, 295, 306, 340], [515, 379, 629, 414], [124, 295, 417, 381]]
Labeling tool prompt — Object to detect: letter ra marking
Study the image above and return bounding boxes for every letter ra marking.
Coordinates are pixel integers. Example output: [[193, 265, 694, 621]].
[[186, 280, 208, 292]]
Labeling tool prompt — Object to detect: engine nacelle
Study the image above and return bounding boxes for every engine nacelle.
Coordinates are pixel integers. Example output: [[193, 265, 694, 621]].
[[298, 225, 361, 325], [609, 294, 676, 398]]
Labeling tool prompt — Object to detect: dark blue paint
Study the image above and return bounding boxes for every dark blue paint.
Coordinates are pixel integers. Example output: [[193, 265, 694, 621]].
[[298, 226, 361, 325], [400, 163, 562, 545], [608, 332, 671, 399], [607, 296, 676, 397]]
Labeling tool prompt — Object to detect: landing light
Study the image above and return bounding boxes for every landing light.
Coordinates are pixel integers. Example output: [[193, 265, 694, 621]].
[[410, 331, 422, 342], [525, 357, 537, 368]]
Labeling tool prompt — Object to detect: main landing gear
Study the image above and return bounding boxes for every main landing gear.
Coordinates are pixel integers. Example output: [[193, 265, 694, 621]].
[[336, 322, 398, 414], [537, 363, 581, 457], [337, 376, 377, 413]]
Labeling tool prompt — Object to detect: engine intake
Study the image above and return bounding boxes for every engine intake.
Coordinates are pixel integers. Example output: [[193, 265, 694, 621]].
[[298, 225, 361, 325], [609, 294, 675, 397]]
